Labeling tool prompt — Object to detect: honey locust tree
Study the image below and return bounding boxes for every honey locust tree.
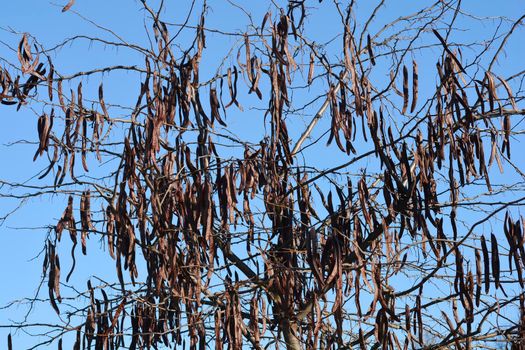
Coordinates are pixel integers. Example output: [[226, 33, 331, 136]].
[[1, 0, 525, 349]]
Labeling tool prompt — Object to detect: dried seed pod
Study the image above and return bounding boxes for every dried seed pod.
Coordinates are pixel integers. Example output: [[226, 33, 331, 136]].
[[224, 66, 242, 110], [410, 60, 418, 113], [56, 79, 67, 113], [475, 249, 482, 307], [401, 65, 409, 115], [47, 63, 54, 101], [491, 233, 500, 289], [210, 88, 226, 126], [244, 34, 253, 83], [485, 72, 498, 111], [33, 113, 51, 160], [62, 0, 75, 12], [47, 243, 61, 315], [374, 308, 388, 346], [502, 114, 511, 158], [261, 11, 271, 32], [17, 34, 33, 73], [405, 304, 410, 332], [307, 50, 315, 85], [80, 190, 92, 255], [249, 56, 262, 99], [367, 34, 376, 66], [99, 83, 109, 120], [497, 75, 518, 110]]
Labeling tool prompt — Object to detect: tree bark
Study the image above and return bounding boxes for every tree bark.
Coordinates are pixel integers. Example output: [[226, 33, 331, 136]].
[[282, 317, 302, 350]]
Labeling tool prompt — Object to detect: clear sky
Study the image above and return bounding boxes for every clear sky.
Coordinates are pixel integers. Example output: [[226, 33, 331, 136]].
[[1, 1, 524, 348]]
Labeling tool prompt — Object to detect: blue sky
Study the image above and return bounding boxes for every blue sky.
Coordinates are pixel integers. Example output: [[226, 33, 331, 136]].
[[1, 0, 524, 348]]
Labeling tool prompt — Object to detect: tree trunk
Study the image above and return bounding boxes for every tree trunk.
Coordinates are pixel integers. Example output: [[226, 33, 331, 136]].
[[282, 317, 301, 350]]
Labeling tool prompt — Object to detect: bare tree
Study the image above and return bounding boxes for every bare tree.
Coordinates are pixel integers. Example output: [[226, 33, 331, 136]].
[[1, 1, 525, 349]]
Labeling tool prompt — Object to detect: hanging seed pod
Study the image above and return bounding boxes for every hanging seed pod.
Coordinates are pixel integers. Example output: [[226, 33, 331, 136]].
[[244, 34, 253, 83], [62, 0, 75, 12], [47, 243, 60, 315], [410, 60, 418, 113], [47, 62, 54, 101], [481, 235, 490, 293], [475, 249, 482, 307], [33, 112, 52, 161], [80, 190, 92, 255], [401, 65, 409, 115], [307, 50, 315, 85], [99, 83, 109, 120], [491, 233, 500, 289], [367, 34, 376, 66], [210, 88, 227, 126], [497, 75, 518, 110]]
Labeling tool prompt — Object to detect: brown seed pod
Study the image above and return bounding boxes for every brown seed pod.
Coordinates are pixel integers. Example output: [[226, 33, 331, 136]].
[[475, 249, 482, 307], [17, 34, 33, 73], [249, 56, 262, 99], [244, 34, 253, 84], [47, 243, 60, 315], [502, 114, 511, 158], [405, 304, 410, 332], [80, 190, 92, 255], [374, 308, 388, 346], [210, 88, 226, 126], [410, 60, 418, 113], [99, 83, 109, 120], [224, 66, 242, 111], [47, 63, 54, 101], [62, 0, 75, 12], [56, 79, 67, 114], [481, 235, 490, 293], [491, 233, 500, 289], [497, 75, 518, 110], [33, 113, 51, 161], [402, 65, 409, 115], [307, 50, 315, 85], [367, 34, 376, 66]]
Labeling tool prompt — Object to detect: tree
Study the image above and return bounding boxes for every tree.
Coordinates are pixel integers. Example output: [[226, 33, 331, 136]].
[[1, 0, 524, 349]]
